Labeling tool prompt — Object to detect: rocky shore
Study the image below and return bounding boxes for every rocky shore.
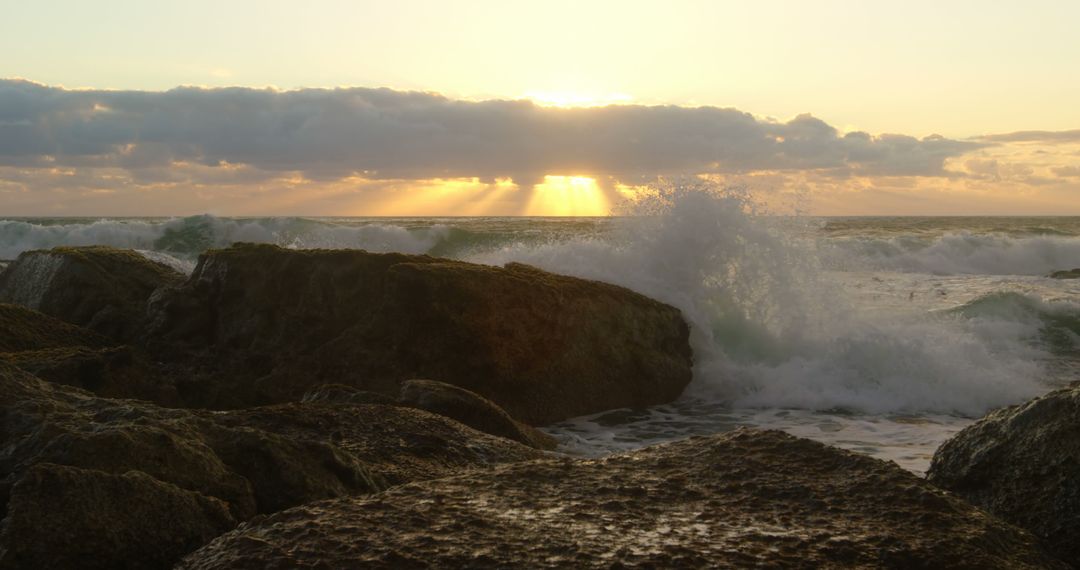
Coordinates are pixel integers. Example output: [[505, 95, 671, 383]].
[[1, 245, 1077, 568]]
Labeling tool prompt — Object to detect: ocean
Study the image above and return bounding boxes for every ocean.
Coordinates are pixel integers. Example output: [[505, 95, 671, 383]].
[[4, 189, 1080, 473]]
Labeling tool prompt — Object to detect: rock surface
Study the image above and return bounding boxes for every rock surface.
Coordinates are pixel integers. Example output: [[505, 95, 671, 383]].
[[180, 429, 1064, 570], [400, 379, 557, 450], [146, 243, 692, 424], [0, 463, 236, 570], [1048, 268, 1080, 279], [0, 362, 544, 567], [0, 303, 177, 403], [928, 385, 1080, 566], [0, 246, 184, 340]]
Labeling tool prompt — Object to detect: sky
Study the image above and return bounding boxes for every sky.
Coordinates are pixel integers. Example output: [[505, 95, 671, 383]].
[[2, 0, 1079, 216]]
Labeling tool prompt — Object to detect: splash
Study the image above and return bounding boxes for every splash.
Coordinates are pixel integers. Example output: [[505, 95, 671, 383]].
[[472, 180, 1050, 416]]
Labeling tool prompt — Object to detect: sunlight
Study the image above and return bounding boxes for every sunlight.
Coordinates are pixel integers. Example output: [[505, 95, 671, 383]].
[[524, 91, 632, 108], [523, 175, 609, 216]]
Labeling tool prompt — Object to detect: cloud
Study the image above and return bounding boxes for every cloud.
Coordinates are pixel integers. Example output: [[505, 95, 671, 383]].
[[1052, 166, 1080, 178], [0, 79, 982, 186], [980, 129, 1080, 143]]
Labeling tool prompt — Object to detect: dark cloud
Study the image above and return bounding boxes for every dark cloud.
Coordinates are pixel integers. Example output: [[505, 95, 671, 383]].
[[980, 129, 1080, 143], [0, 79, 982, 186]]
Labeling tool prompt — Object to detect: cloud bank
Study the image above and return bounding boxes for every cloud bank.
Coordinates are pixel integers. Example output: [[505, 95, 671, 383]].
[[0, 79, 981, 186]]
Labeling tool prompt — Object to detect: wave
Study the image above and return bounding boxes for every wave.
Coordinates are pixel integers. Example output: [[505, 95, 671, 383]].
[[470, 181, 1051, 417], [821, 232, 1080, 275], [0, 215, 457, 262], [0, 193, 1067, 417]]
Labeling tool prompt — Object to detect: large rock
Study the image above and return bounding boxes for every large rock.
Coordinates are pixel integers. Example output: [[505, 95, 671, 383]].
[[400, 379, 557, 450], [179, 429, 1064, 569], [927, 385, 1080, 566], [0, 463, 235, 570], [0, 303, 177, 403], [147, 243, 693, 424], [0, 302, 109, 351], [0, 362, 543, 567], [0, 246, 184, 340]]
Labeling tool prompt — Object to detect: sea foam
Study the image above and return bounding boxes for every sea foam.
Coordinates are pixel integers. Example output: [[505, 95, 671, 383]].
[[470, 182, 1052, 417]]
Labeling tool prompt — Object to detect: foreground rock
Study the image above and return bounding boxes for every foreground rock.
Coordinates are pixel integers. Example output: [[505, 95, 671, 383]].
[[0, 246, 184, 340], [0, 303, 175, 403], [0, 463, 236, 570], [147, 243, 692, 424], [180, 429, 1063, 569], [0, 363, 544, 568], [928, 385, 1080, 566], [400, 379, 557, 450]]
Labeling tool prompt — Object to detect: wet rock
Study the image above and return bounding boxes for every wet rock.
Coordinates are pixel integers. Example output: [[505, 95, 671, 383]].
[[301, 383, 399, 406], [180, 429, 1064, 569], [400, 379, 557, 450], [215, 403, 546, 487], [0, 362, 544, 562], [928, 385, 1080, 566], [1048, 268, 1080, 279], [147, 243, 692, 424], [0, 303, 109, 351], [0, 246, 184, 340], [0, 463, 235, 570]]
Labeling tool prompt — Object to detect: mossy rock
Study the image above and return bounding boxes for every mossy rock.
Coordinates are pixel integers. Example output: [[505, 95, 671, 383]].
[[0, 246, 184, 340]]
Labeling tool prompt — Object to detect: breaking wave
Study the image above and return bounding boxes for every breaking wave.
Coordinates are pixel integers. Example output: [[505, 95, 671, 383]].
[[821, 232, 1080, 275]]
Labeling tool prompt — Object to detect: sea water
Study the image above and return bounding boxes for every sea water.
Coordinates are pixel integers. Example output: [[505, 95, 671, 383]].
[[4, 188, 1080, 473]]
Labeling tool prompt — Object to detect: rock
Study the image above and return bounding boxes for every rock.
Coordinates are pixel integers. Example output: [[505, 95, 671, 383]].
[[215, 403, 546, 487], [301, 383, 399, 406], [0, 303, 178, 404], [179, 429, 1064, 570], [0, 303, 109, 351], [1048, 268, 1080, 279], [0, 463, 235, 570], [400, 379, 557, 450], [0, 362, 544, 567], [0, 246, 184, 340], [927, 385, 1080, 566], [147, 243, 692, 424]]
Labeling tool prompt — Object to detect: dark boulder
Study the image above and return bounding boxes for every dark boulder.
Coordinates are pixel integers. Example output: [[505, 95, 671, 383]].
[[0, 303, 109, 351], [147, 243, 692, 424], [1048, 268, 1080, 279], [0, 362, 543, 567], [0, 303, 177, 403], [179, 429, 1064, 569], [928, 385, 1080, 566], [400, 379, 557, 450], [0, 246, 184, 340], [301, 383, 399, 406], [0, 463, 235, 570]]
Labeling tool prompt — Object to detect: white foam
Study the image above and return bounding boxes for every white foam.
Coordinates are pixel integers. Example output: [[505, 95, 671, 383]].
[[471, 182, 1050, 417], [822, 232, 1080, 275]]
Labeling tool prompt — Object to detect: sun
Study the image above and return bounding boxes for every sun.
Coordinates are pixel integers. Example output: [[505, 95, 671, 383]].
[[524, 91, 632, 108]]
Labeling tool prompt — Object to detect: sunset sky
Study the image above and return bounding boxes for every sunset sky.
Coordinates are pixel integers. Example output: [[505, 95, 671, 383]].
[[2, 0, 1079, 216]]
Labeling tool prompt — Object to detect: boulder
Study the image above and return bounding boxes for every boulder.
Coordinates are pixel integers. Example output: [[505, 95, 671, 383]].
[[301, 383, 399, 406], [0, 362, 543, 567], [179, 429, 1064, 569], [927, 385, 1080, 566], [147, 243, 693, 424], [0, 246, 184, 340], [0, 303, 177, 403], [0, 463, 235, 570], [400, 379, 557, 450], [1048, 268, 1080, 279], [0, 303, 109, 351]]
